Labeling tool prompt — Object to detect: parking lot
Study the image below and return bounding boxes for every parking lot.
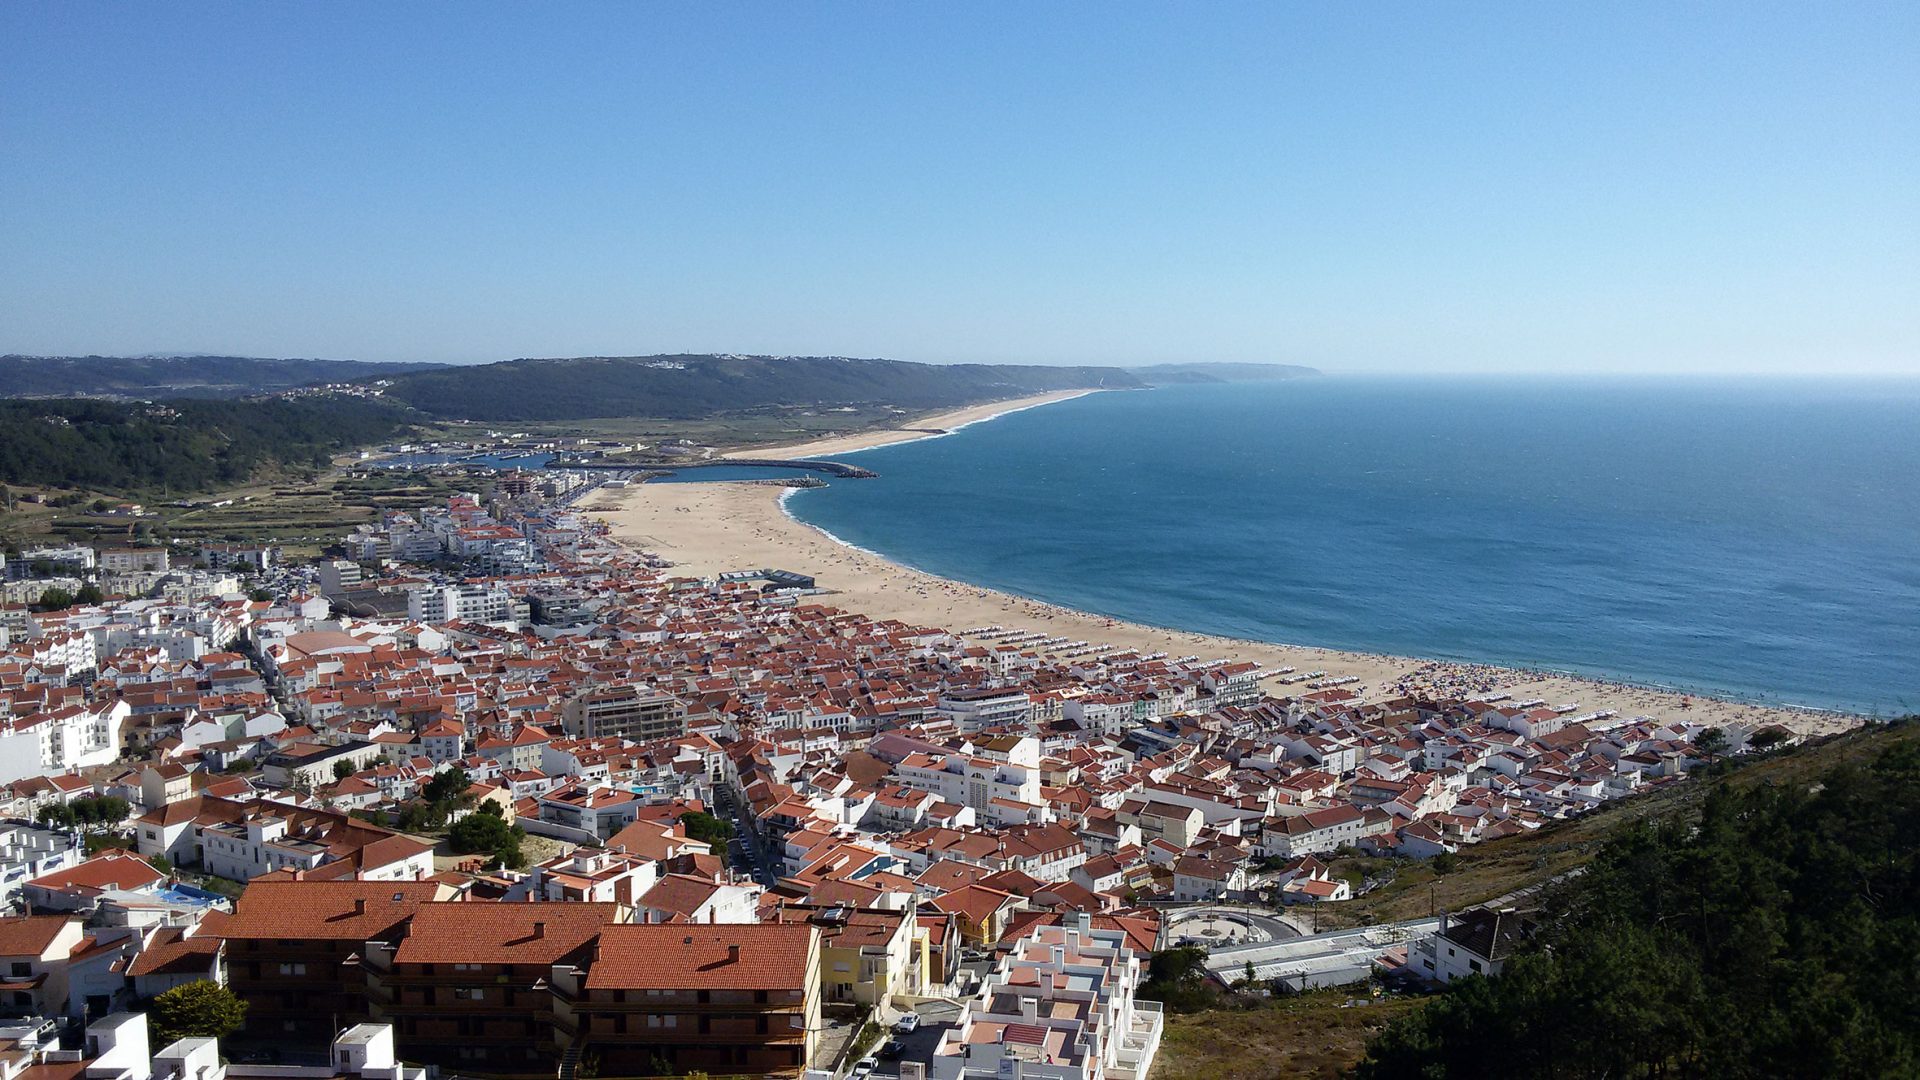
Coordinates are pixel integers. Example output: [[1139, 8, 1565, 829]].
[[858, 999, 962, 1078]]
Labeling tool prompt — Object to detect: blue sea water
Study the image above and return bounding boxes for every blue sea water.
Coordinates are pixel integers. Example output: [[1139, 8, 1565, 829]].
[[786, 378, 1920, 716]]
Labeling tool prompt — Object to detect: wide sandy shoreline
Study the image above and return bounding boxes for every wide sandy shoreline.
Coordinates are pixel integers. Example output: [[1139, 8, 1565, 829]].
[[584, 392, 1861, 738]]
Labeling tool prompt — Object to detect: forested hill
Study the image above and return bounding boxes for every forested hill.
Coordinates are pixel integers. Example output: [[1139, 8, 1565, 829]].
[[1355, 720, 1920, 1080], [0, 398, 409, 493], [0, 354, 441, 399], [376, 354, 1145, 421]]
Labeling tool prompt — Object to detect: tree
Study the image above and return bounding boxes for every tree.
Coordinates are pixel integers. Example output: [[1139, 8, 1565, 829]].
[[421, 765, 472, 809], [147, 980, 247, 1046], [35, 586, 73, 611], [332, 758, 357, 781], [1355, 736, 1920, 1079], [448, 804, 526, 870], [678, 810, 735, 846], [679, 810, 734, 868], [1692, 726, 1729, 764], [75, 583, 105, 605], [1750, 728, 1789, 751], [1139, 946, 1217, 1013]]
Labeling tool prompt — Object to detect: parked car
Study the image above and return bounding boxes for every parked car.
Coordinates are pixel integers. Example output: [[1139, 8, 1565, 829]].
[[880, 1039, 904, 1059], [895, 1013, 921, 1033]]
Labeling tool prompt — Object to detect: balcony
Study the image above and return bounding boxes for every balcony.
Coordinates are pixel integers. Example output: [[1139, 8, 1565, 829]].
[[1110, 1000, 1163, 1080]]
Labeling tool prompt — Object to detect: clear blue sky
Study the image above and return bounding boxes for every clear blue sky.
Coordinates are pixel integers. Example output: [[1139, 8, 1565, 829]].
[[3, 3, 1915, 374]]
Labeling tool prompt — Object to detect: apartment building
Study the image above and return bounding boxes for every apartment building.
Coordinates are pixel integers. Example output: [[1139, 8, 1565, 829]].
[[576, 924, 821, 1079], [931, 915, 1163, 1080], [221, 880, 452, 1043], [404, 585, 525, 626], [560, 686, 687, 743], [0, 700, 131, 783], [364, 902, 618, 1075], [934, 687, 1035, 732], [97, 549, 170, 575], [896, 752, 1042, 824]]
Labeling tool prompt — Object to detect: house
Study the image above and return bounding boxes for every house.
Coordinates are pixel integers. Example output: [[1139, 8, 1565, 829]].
[[1410, 906, 1533, 985], [19, 852, 167, 913], [931, 884, 1023, 947], [635, 873, 759, 925], [0, 914, 85, 1018], [766, 902, 919, 1007], [1170, 855, 1248, 902]]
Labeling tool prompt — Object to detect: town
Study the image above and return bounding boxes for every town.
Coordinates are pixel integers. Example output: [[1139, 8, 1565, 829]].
[[0, 474, 1794, 1080]]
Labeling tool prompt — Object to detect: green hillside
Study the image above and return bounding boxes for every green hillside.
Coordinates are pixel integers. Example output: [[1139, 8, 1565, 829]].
[[0, 354, 441, 399], [0, 397, 410, 493], [378, 354, 1144, 421]]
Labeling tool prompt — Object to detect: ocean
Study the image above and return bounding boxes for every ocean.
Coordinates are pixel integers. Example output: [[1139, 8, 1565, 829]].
[[785, 377, 1920, 716]]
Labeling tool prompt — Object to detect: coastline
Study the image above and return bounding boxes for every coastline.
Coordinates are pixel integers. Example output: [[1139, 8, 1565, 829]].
[[721, 389, 1104, 460], [582, 393, 1863, 739]]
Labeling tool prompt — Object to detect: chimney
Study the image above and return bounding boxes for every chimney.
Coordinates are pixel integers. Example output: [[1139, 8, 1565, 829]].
[[727, 944, 741, 963], [531, 921, 546, 940], [1020, 996, 1037, 1023], [353, 898, 367, 915]]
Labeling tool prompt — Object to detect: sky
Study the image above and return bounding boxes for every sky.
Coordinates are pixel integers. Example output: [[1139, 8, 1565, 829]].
[[2, 3, 1915, 375]]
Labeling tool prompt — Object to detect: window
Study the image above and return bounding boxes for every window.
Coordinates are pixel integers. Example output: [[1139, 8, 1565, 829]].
[[10, 963, 29, 978], [454, 988, 485, 1001], [453, 962, 482, 972], [278, 963, 307, 975]]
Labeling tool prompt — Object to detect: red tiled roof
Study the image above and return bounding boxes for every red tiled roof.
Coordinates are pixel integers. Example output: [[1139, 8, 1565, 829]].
[[0, 915, 74, 958], [26, 852, 165, 893], [126, 927, 221, 976], [587, 924, 815, 991], [394, 902, 617, 966], [217, 880, 446, 941]]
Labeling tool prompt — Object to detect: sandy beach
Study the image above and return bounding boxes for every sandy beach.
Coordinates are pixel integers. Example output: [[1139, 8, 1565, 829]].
[[585, 393, 1861, 739], [722, 389, 1103, 460]]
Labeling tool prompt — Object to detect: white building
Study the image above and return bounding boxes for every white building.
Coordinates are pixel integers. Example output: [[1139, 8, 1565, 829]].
[[1410, 907, 1531, 985], [0, 701, 132, 783], [930, 914, 1163, 1080], [896, 751, 1043, 823], [0, 822, 86, 908], [934, 687, 1036, 732]]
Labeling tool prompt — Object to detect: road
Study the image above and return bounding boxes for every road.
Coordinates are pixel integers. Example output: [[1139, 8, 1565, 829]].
[[716, 786, 780, 887]]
